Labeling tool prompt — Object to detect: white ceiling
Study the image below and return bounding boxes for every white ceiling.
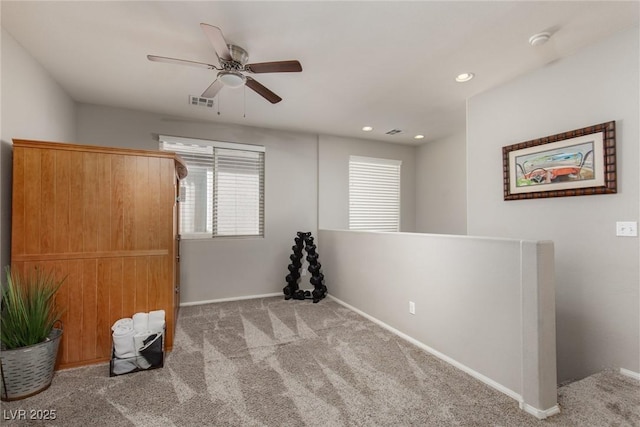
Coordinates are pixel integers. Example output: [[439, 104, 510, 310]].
[[2, 1, 638, 145]]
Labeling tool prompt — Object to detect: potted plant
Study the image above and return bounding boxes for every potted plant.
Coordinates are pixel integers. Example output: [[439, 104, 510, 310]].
[[0, 266, 65, 401]]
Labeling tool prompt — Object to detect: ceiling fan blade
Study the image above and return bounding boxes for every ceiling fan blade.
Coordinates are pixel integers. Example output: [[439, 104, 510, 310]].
[[200, 23, 231, 61], [202, 79, 225, 98], [147, 55, 216, 70], [246, 60, 302, 73], [245, 76, 282, 104]]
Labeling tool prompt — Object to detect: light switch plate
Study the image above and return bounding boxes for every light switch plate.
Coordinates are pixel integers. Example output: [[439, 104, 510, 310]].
[[616, 221, 638, 237]]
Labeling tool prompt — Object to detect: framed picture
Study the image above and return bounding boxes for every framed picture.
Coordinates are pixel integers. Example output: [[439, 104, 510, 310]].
[[502, 121, 616, 200]]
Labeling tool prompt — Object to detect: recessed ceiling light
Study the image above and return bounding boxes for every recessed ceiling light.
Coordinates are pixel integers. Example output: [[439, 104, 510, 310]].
[[529, 32, 551, 47], [362, 126, 373, 132], [414, 134, 425, 140], [455, 72, 474, 83]]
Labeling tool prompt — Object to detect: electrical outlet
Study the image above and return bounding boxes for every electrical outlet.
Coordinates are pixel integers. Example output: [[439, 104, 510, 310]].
[[409, 301, 415, 315], [616, 221, 638, 237]]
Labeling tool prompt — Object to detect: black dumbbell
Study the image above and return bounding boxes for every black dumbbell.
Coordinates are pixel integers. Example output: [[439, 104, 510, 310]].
[[308, 263, 321, 274], [285, 282, 299, 292], [288, 264, 301, 273], [290, 253, 302, 262], [312, 288, 325, 300], [283, 286, 293, 300], [310, 276, 324, 287]]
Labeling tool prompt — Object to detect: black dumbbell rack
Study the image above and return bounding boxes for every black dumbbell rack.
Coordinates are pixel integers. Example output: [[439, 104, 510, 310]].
[[283, 231, 327, 303]]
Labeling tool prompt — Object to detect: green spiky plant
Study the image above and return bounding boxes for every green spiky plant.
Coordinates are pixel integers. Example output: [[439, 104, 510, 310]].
[[0, 266, 65, 350]]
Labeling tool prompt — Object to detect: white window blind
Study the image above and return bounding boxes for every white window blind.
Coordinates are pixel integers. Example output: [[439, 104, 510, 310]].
[[349, 156, 401, 232], [213, 148, 264, 236], [160, 136, 264, 238]]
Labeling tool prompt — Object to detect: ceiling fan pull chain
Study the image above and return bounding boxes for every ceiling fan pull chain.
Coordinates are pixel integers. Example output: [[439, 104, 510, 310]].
[[217, 94, 221, 116], [243, 85, 246, 118]]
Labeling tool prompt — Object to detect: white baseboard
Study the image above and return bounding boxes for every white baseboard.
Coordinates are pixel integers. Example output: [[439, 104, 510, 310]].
[[620, 368, 640, 380], [520, 402, 561, 420], [327, 294, 563, 419], [327, 296, 521, 397], [180, 292, 282, 307]]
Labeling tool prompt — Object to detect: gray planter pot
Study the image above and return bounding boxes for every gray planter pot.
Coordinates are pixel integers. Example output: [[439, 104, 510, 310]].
[[0, 327, 62, 401]]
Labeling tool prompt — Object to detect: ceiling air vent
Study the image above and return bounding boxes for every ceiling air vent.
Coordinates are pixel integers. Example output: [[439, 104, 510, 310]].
[[385, 129, 402, 135], [189, 95, 215, 108]]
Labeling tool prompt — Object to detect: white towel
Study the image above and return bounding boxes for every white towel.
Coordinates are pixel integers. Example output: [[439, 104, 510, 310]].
[[111, 318, 136, 359], [111, 318, 133, 332], [133, 332, 152, 353], [132, 312, 149, 333], [112, 358, 138, 375], [148, 310, 165, 333]]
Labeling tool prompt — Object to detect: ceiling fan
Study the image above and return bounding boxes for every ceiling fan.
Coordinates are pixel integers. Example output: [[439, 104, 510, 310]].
[[148, 23, 302, 104]]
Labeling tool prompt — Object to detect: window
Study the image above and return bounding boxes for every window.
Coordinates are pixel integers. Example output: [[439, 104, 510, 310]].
[[160, 136, 265, 238], [349, 156, 401, 232]]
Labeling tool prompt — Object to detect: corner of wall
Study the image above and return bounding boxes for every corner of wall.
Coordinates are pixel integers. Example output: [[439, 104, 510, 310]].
[[520, 240, 558, 414]]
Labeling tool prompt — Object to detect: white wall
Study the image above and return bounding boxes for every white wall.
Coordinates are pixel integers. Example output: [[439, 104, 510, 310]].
[[318, 134, 416, 232], [77, 104, 318, 303], [415, 131, 467, 234], [467, 26, 639, 381], [0, 28, 77, 271], [319, 229, 558, 418]]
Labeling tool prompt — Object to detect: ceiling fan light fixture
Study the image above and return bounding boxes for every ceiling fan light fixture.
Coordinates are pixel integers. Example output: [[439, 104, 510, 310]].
[[218, 71, 246, 88]]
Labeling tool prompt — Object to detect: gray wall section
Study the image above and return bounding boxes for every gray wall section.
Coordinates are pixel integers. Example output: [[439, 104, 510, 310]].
[[318, 134, 417, 232], [319, 229, 557, 416], [415, 131, 467, 234], [0, 28, 77, 272], [467, 26, 640, 381], [76, 104, 318, 303]]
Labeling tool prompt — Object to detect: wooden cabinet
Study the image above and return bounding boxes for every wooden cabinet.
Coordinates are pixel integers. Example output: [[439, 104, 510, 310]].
[[11, 139, 186, 369]]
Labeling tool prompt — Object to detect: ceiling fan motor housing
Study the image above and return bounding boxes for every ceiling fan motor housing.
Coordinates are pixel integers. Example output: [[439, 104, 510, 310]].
[[228, 44, 248, 66]]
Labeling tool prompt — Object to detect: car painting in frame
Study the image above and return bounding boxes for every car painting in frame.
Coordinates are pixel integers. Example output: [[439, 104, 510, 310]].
[[502, 121, 616, 200]]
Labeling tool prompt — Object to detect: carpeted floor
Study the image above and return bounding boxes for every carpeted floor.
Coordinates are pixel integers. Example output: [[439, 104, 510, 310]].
[[1, 296, 638, 426]]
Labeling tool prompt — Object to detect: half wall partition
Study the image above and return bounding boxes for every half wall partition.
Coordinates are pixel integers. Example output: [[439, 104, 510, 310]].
[[318, 229, 557, 419]]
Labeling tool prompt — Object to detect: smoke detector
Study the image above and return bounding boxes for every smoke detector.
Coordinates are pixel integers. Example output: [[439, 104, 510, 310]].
[[529, 32, 551, 47]]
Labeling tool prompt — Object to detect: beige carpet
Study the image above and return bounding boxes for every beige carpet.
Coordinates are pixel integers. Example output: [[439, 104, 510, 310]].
[[1, 296, 638, 426]]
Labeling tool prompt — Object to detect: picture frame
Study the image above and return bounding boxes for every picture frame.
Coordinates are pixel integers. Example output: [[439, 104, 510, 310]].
[[502, 121, 616, 200]]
